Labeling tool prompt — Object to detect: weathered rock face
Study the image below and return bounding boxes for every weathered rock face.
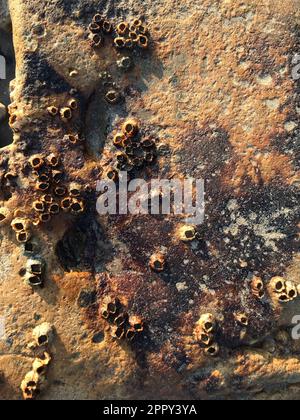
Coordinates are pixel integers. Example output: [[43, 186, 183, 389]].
[[0, 0, 299, 400]]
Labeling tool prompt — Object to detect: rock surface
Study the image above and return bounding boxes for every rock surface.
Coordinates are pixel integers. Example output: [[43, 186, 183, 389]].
[[0, 0, 299, 400]]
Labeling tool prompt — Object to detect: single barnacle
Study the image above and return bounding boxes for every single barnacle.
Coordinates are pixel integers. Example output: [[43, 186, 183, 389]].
[[125, 39, 134, 49], [54, 186, 67, 196], [69, 183, 81, 197], [102, 296, 120, 316], [39, 213, 51, 223], [33, 201, 45, 213], [60, 107, 72, 121], [116, 22, 128, 35], [41, 194, 53, 204], [114, 313, 128, 327], [269, 276, 285, 293], [90, 33, 103, 48], [129, 31, 138, 42], [101, 307, 110, 319], [11, 217, 30, 232], [137, 24, 148, 35], [235, 313, 249, 327], [198, 313, 216, 334], [114, 37, 126, 49], [105, 90, 120, 105], [52, 170, 63, 184], [68, 98, 78, 110], [122, 119, 139, 138], [278, 293, 289, 303], [104, 167, 118, 181], [102, 20, 112, 33], [141, 138, 155, 149], [113, 132, 126, 147], [47, 153, 60, 168], [47, 106, 58, 116], [20, 370, 40, 400], [26, 258, 44, 276], [38, 172, 50, 183], [137, 34, 149, 49], [149, 252, 166, 272], [126, 328, 136, 341], [93, 14, 103, 24], [24, 273, 42, 287], [117, 56, 133, 72], [177, 225, 197, 242], [36, 182, 50, 192], [33, 323, 54, 346], [49, 202, 60, 215], [61, 197, 72, 211], [89, 22, 101, 33], [65, 134, 79, 144], [131, 18, 143, 27], [285, 281, 298, 301], [205, 343, 220, 357], [29, 155, 44, 170], [116, 152, 128, 164], [198, 331, 213, 346], [0, 207, 11, 226], [122, 137, 132, 148], [71, 199, 85, 215], [111, 325, 125, 340], [16, 230, 31, 243], [129, 315, 144, 333]]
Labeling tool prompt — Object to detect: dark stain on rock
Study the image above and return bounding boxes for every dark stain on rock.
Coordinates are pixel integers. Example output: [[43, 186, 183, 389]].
[[56, 213, 113, 272], [23, 52, 72, 98]]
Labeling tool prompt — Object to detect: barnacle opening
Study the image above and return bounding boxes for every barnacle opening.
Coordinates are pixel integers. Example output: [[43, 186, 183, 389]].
[[39, 213, 51, 223], [122, 119, 139, 138], [49, 203, 60, 215], [114, 37, 126, 49], [105, 90, 120, 104], [17, 230, 31, 243], [33, 201, 45, 212], [60, 107, 72, 121], [116, 22, 128, 35], [137, 35, 148, 48], [61, 197, 72, 211], [102, 20, 112, 33]]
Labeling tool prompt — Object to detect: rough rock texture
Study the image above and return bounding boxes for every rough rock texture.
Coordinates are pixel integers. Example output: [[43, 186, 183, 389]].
[[0, 0, 299, 400]]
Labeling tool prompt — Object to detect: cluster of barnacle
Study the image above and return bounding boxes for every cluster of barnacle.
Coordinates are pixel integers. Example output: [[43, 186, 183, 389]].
[[100, 296, 144, 341], [47, 97, 78, 122], [20, 255, 45, 288], [109, 119, 157, 173], [88, 14, 149, 51], [28, 153, 85, 225], [269, 276, 299, 303], [11, 216, 32, 244], [21, 323, 53, 400], [194, 314, 220, 357], [99, 71, 122, 105], [251, 275, 299, 304]]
